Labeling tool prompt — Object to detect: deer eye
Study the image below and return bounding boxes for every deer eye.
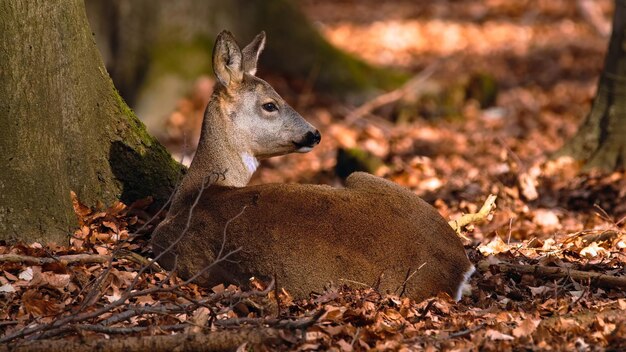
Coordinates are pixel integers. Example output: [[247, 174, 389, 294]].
[[262, 102, 278, 112]]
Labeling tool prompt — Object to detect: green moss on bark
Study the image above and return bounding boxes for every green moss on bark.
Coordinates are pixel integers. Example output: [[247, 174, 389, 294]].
[[0, 0, 183, 244], [110, 88, 186, 204]]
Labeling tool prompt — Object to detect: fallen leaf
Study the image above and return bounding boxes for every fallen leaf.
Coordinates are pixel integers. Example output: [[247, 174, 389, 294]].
[[0, 283, 16, 293], [336, 338, 354, 352], [30, 272, 70, 289], [22, 289, 62, 316], [580, 242, 608, 258], [519, 172, 538, 200], [528, 286, 551, 297], [478, 235, 510, 256], [18, 267, 33, 281], [70, 191, 92, 221], [512, 317, 540, 338], [485, 329, 515, 341], [102, 220, 119, 233], [533, 209, 561, 230]]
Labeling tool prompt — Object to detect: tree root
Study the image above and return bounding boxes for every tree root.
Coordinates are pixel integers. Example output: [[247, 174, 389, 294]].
[[478, 261, 626, 289]]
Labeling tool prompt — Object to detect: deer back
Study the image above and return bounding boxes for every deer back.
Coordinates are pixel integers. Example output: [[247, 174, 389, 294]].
[[153, 172, 473, 301]]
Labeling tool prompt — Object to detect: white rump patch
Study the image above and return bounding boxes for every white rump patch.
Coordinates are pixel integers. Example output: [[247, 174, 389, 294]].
[[241, 152, 259, 174], [454, 264, 476, 301]]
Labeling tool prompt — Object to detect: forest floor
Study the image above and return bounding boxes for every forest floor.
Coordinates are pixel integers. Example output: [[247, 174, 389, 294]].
[[2, 0, 626, 351]]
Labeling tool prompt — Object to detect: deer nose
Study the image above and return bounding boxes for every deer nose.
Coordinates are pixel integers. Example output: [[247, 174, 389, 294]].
[[302, 130, 321, 146]]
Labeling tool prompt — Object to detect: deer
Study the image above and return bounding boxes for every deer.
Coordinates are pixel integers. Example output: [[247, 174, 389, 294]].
[[151, 30, 475, 302]]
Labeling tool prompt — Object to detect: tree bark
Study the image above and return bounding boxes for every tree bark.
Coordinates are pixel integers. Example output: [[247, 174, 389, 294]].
[[556, 0, 626, 171], [0, 0, 184, 244]]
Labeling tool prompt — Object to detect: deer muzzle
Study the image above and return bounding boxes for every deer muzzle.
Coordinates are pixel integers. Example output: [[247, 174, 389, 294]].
[[293, 130, 321, 152]]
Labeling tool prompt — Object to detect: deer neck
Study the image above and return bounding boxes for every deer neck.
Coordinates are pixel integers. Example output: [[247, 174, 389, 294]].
[[179, 96, 256, 198]]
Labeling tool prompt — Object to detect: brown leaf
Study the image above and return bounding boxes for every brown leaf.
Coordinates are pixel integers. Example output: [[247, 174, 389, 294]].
[[106, 201, 127, 216], [519, 170, 539, 200], [512, 317, 540, 338], [129, 196, 153, 210], [533, 209, 561, 230], [22, 289, 62, 317], [336, 338, 354, 352], [478, 235, 511, 256], [30, 271, 70, 289], [485, 329, 514, 341], [70, 191, 92, 223], [102, 220, 119, 233]]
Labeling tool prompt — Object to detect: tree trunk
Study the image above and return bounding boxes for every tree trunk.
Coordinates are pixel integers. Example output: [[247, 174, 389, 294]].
[[0, 0, 184, 244], [556, 0, 626, 171]]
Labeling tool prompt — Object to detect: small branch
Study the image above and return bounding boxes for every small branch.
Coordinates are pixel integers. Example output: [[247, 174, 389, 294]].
[[345, 62, 440, 123], [444, 323, 486, 339], [116, 250, 161, 269], [0, 329, 281, 352], [215, 308, 326, 331], [396, 262, 427, 296], [0, 253, 111, 265], [448, 194, 497, 236], [478, 261, 626, 289], [565, 230, 620, 245]]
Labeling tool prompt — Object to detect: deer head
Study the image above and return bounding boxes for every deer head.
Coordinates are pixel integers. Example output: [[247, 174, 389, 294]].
[[180, 31, 321, 189], [213, 31, 320, 159]]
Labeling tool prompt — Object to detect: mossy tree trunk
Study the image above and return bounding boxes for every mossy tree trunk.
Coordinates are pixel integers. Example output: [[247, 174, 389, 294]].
[[556, 0, 626, 171], [0, 0, 184, 244]]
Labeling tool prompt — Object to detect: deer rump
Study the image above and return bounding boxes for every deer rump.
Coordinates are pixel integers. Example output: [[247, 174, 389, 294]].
[[152, 172, 473, 301]]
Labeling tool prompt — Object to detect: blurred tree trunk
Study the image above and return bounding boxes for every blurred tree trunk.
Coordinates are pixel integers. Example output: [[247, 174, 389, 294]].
[[0, 0, 184, 244], [557, 0, 626, 171], [84, 0, 405, 134]]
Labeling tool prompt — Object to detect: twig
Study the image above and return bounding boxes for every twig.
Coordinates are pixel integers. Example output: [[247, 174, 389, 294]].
[[417, 299, 436, 321], [61, 323, 187, 336], [0, 329, 281, 352], [396, 262, 427, 296], [273, 273, 281, 317], [74, 169, 185, 313], [351, 327, 361, 348], [0, 172, 240, 344], [478, 261, 626, 289], [345, 61, 441, 123], [448, 194, 497, 236], [116, 249, 160, 269], [0, 254, 110, 265], [445, 324, 486, 339], [215, 308, 326, 331]]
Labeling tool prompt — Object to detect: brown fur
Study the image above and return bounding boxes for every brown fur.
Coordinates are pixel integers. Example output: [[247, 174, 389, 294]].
[[151, 30, 473, 302], [153, 172, 472, 301]]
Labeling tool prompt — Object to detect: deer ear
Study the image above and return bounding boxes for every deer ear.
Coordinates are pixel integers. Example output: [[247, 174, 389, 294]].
[[213, 30, 244, 87], [241, 31, 266, 76]]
